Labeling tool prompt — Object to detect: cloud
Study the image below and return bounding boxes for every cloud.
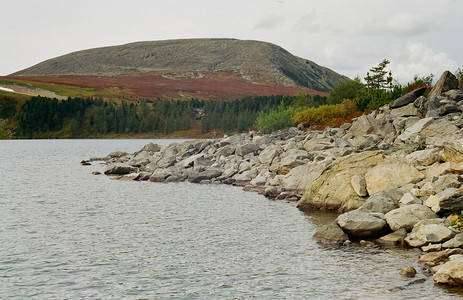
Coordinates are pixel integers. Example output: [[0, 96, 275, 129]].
[[363, 12, 433, 37], [254, 14, 287, 30], [390, 42, 458, 83]]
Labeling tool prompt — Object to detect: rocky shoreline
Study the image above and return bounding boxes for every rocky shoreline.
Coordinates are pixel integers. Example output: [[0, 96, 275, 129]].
[[93, 71, 463, 286]]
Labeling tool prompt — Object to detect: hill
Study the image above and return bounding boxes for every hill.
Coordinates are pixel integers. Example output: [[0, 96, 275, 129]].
[[7, 39, 347, 99]]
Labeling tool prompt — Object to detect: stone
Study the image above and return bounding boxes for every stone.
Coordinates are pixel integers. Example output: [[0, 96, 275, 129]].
[[188, 169, 222, 183], [156, 154, 177, 168], [399, 266, 417, 278], [313, 224, 349, 245], [428, 71, 460, 98], [433, 257, 463, 285], [347, 114, 395, 138], [149, 168, 172, 182], [140, 142, 161, 153], [376, 228, 407, 245], [364, 161, 424, 196], [405, 221, 456, 247], [443, 233, 463, 249], [443, 139, 463, 163], [405, 149, 441, 167], [425, 188, 463, 215], [420, 248, 463, 265], [258, 145, 281, 164], [235, 143, 260, 156], [397, 117, 433, 141], [422, 244, 443, 252], [303, 137, 333, 152], [438, 104, 461, 116], [389, 86, 426, 109], [420, 119, 459, 146], [384, 204, 438, 231], [357, 189, 401, 214], [390, 103, 420, 118], [104, 163, 137, 175], [443, 89, 463, 102], [298, 151, 386, 212], [336, 210, 388, 238], [350, 175, 368, 197], [398, 193, 422, 207], [424, 162, 454, 178], [280, 165, 310, 197]]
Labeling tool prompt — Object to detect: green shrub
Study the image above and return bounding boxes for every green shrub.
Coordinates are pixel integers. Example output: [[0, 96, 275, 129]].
[[256, 103, 294, 134], [294, 99, 357, 127]]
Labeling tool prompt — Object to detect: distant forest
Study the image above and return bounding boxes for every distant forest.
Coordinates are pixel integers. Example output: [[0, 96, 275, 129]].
[[14, 95, 327, 138]]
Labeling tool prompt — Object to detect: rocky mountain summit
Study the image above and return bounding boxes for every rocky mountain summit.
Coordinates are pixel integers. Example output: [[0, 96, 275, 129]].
[[11, 39, 346, 92], [95, 70, 463, 286]]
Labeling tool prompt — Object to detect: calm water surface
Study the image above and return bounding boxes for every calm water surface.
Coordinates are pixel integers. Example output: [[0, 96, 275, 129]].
[[1, 139, 463, 299]]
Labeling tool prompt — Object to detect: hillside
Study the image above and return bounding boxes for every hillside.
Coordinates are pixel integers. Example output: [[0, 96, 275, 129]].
[[10, 39, 347, 97]]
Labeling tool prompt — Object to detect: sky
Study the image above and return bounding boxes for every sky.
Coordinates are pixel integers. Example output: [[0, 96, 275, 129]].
[[2, 0, 462, 84]]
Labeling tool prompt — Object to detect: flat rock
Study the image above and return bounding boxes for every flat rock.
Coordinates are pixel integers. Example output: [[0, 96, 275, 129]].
[[104, 163, 137, 175], [376, 228, 407, 245], [433, 257, 463, 285]]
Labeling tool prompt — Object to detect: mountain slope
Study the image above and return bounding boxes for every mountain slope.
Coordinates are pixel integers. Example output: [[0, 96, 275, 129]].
[[11, 39, 346, 93]]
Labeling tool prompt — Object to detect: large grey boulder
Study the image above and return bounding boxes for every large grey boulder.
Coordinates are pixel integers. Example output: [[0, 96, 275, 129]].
[[389, 86, 427, 109], [104, 163, 137, 175], [443, 89, 463, 102], [188, 169, 223, 183], [397, 117, 433, 141], [384, 204, 438, 231], [429, 71, 460, 98], [313, 224, 349, 245], [235, 143, 260, 156], [347, 114, 394, 138], [336, 210, 388, 238], [390, 103, 420, 118], [357, 189, 401, 214]]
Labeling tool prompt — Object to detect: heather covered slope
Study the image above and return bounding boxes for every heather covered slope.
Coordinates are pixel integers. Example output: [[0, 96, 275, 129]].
[[11, 39, 346, 93]]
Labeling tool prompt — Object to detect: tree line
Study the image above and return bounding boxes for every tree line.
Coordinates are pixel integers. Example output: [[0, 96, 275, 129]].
[[15, 94, 327, 138]]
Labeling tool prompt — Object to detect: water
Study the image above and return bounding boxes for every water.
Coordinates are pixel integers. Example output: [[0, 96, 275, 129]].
[[1, 139, 463, 299]]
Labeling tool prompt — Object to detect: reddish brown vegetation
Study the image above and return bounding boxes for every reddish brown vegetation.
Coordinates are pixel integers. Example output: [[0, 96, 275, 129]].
[[4, 71, 327, 100]]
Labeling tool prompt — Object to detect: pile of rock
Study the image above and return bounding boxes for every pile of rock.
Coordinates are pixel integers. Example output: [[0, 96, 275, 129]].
[[99, 71, 463, 285]]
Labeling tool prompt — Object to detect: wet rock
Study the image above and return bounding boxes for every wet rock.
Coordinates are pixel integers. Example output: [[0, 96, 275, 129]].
[[104, 163, 137, 175], [400, 266, 417, 278], [313, 224, 349, 245], [376, 228, 407, 245], [433, 257, 463, 285], [336, 210, 388, 238]]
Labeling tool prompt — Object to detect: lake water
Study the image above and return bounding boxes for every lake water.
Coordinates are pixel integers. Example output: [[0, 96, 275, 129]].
[[1, 139, 463, 299]]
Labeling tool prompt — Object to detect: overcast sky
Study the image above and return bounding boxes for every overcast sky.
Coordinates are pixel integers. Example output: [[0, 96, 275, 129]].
[[2, 0, 462, 83]]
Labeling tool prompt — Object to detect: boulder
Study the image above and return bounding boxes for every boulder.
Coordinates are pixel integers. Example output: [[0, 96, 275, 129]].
[[390, 103, 420, 118], [258, 145, 281, 164], [438, 103, 461, 116], [424, 188, 463, 215], [433, 257, 463, 285], [336, 210, 388, 238], [384, 204, 438, 231], [303, 137, 333, 152], [420, 119, 460, 147], [104, 163, 137, 175], [357, 189, 401, 214], [420, 248, 463, 265], [364, 161, 424, 195], [313, 224, 349, 245], [397, 117, 433, 142], [347, 114, 395, 138], [156, 154, 177, 168], [405, 149, 441, 167], [429, 71, 460, 98], [188, 169, 223, 183], [280, 164, 310, 196], [235, 143, 260, 156], [389, 86, 426, 109], [443, 233, 463, 249], [298, 151, 387, 212], [140, 142, 161, 153], [149, 168, 172, 182], [443, 89, 463, 102], [405, 223, 456, 247]]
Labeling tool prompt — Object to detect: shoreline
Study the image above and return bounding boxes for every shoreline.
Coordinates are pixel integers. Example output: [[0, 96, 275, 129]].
[[95, 71, 463, 286]]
